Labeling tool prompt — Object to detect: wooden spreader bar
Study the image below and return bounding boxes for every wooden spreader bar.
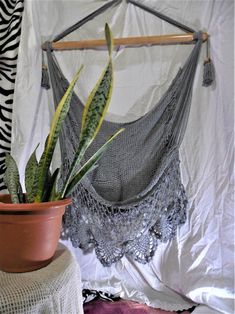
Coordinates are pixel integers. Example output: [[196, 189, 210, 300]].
[[42, 32, 208, 51]]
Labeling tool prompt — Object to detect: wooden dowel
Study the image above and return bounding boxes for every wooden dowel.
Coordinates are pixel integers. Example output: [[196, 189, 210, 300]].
[[42, 33, 208, 51]]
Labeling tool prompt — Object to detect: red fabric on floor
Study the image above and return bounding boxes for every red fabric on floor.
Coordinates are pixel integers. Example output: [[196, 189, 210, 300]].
[[83, 299, 191, 314]]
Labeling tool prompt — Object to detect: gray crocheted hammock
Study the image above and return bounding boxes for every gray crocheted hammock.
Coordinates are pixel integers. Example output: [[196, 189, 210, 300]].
[[44, 1, 206, 266]]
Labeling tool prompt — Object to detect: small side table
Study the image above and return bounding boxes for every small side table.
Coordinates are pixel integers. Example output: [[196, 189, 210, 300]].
[[0, 243, 84, 314]]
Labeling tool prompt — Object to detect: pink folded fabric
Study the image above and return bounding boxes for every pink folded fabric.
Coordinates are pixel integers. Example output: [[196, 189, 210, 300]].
[[83, 299, 191, 314]]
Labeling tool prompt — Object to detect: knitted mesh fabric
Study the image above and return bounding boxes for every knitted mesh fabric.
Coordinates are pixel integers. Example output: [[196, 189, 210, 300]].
[[0, 245, 83, 314], [47, 34, 202, 266]]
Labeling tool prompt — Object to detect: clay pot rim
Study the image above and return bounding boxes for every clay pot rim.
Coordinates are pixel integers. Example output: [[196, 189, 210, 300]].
[[0, 194, 71, 211]]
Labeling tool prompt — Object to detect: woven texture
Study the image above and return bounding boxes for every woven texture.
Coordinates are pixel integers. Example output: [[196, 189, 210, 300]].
[[0, 244, 83, 314], [47, 33, 202, 266]]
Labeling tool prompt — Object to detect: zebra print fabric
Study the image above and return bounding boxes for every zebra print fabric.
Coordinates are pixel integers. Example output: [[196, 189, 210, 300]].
[[0, 0, 24, 190]]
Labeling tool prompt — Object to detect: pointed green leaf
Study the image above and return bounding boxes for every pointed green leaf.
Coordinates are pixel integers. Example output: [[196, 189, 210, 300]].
[[25, 144, 39, 203], [63, 128, 124, 198], [80, 24, 113, 138], [18, 183, 25, 203], [80, 60, 113, 146], [3, 154, 20, 204], [61, 25, 114, 197], [40, 168, 52, 202], [34, 66, 83, 202], [105, 23, 113, 56], [49, 168, 61, 201], [42, 168, 60, 202]]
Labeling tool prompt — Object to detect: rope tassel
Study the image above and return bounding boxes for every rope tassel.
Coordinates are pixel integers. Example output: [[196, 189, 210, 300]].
[[41, 65, 50, 90], [41, 52, 50, 90], [202, 38, 215, 87], [203, 58, 215, 87]]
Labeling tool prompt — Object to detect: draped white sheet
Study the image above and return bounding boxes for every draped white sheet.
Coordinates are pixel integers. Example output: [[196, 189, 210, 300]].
[[12, 0, 234, 313]]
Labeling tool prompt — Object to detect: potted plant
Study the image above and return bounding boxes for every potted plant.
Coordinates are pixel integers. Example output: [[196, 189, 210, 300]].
[[0, 24, 123, 273]]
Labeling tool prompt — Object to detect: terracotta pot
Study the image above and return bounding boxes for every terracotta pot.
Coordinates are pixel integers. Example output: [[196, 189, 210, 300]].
[[0, 194, 71, 273]]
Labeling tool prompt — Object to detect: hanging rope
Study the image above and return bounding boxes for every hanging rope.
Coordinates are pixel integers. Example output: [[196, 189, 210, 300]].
[[127, 0, 196, 33], [202, 38, 215, 87], [41, 50, 50, 90], [53, 0, 122, 43]]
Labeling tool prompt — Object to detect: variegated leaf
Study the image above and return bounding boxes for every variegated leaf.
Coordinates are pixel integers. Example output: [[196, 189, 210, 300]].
[[49, 168, 61, 201], [80, 25, 113, 140], [63, 128, 124, 198], [42, 168, 60, 202], [34, 66, 83, 202], [105, 23, 113, 56], [25, 144, 39, 203], [60, 24, 114, 197], [3, 154, 20, 204], [40, 168, 52, 202], [80, 61, 113, 146], [18, 183, 25, 203]]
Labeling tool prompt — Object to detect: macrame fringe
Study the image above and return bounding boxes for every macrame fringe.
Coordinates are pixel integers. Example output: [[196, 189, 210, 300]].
[[41, 64, 50, 90], [202, 37, 215, 87], [202, 58, 215, 87]]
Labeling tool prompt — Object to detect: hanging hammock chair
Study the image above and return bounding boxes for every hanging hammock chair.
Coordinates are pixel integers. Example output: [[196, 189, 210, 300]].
[[42, 0, 214, 266]]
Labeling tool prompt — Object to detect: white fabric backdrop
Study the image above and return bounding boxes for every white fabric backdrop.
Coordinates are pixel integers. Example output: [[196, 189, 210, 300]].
[[12, 0, 234, 313]]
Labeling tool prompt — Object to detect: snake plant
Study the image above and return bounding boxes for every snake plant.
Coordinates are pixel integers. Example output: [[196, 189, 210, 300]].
[[4, 24, 123, 204]]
